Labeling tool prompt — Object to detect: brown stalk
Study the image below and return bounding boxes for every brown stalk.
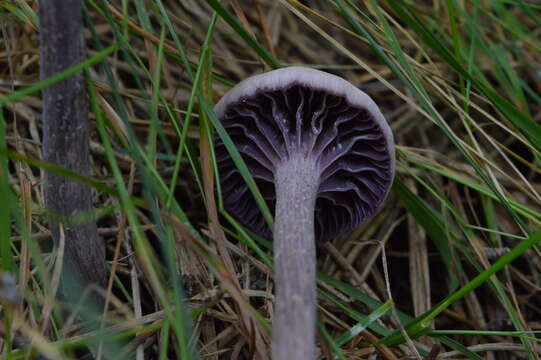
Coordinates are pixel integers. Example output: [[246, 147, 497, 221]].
[[39, 0, 105, 306]]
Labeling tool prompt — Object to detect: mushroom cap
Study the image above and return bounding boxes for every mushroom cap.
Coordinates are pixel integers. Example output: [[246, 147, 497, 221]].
[[215, 67, 395, 242]]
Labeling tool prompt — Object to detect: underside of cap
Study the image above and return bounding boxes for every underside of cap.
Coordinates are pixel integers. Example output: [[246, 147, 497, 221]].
[[215, 67, 395, 242], [215, 67, 393, 150]]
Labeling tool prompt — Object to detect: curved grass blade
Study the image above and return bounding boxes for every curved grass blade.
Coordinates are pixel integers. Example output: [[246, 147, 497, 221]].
[[384, 0, 541, 154], [0, 108, 13, 271], [0, 44, 117, 106], [334, 300, 393, 347], [318, 323, 347, 360], [335, 0, 530, 235], [382, 228, 541, 345], [206, 0, 282, 69], [201, 98, 274, 230]]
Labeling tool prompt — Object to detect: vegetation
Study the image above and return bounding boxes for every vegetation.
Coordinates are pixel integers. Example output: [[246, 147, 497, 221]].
[[0, 0, 540, 359]]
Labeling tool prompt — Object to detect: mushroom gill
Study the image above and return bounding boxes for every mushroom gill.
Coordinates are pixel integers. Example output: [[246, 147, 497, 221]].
[[216, 81, 393, 242]]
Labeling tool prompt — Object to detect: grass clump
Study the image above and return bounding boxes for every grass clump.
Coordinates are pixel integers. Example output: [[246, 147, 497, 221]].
[[0, 0, 540, 359]]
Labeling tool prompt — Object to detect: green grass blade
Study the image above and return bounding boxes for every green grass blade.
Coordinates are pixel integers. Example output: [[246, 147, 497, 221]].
[[0, 44, 117, 106], [0, 108, 13, 271], [206, 0, 282, 69], [382, 228, 541, 345], [334, 300, 393, 346], [201, 98, 274, 230]]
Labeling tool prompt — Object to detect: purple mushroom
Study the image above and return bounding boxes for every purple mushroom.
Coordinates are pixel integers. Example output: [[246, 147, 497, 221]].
[[214, 67, 395, 359]]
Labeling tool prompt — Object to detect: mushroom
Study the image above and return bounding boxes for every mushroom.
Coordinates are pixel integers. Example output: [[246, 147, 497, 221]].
[[214, 67, 395, 359]]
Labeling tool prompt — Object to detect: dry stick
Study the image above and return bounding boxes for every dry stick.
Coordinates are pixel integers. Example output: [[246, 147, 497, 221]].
[[39, 0, 106, 305], [360, 330, 399, 360]]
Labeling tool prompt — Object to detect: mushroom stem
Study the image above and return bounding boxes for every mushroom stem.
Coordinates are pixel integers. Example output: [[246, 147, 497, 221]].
[[273, 154, 320, 359]]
